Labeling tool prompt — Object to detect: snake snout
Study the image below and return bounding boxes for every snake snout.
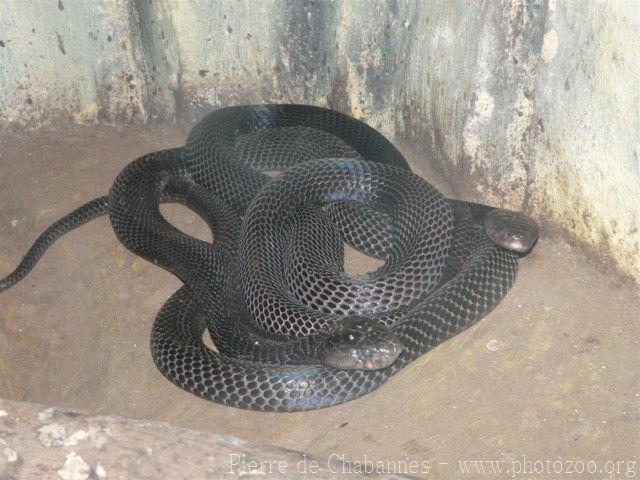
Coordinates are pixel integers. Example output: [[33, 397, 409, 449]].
[[320, 316, 403, 371], [484, 209, 539, 253]]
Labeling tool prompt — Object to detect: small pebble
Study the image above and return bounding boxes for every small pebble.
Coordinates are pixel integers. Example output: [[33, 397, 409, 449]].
[[38, 408, 55, 422], [38, 423, 68, 447], [3, 447, 17, 462], [95, 464, 107, 479], [57, 452, 90, 480], [65, 430, 88, 446], [486, 339, 499, 351]]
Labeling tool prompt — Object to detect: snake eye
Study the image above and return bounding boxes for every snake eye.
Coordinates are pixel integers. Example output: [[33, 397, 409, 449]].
[[362, 348, 372, 357]]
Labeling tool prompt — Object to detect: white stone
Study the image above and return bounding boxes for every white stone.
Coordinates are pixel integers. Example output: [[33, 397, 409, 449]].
[[38, 423, 68, 447], [3, 447, 17, 462], [38, 408, 55, 422], [58, 452, 90, 480], [95, 464, 107, 479]]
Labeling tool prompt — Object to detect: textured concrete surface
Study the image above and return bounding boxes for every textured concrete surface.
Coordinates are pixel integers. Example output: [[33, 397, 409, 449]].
[[0, 1, 638, 281], [0, 126, 638, 479], [0, 398, 412, 479]]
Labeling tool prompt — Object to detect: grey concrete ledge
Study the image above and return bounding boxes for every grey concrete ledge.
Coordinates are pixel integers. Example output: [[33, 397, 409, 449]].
[[0, 398, 414, 479]]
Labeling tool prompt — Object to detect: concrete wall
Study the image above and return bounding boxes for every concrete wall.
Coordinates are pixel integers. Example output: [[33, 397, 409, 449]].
[[0, 0, 638, 282]]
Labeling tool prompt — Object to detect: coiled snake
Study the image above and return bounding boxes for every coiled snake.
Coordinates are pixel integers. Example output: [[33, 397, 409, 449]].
[[0, 105, 538, 411]]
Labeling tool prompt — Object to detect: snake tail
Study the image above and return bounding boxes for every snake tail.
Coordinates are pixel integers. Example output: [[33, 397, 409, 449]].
[[0, 196, 109, 292]]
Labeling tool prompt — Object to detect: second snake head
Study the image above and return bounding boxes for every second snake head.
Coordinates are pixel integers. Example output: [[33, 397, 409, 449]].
[[320, 316, 403, 371]]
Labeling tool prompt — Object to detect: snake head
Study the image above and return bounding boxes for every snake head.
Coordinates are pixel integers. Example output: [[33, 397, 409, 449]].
[[320, 316, 403, 371], [484, 209, 539, 253]]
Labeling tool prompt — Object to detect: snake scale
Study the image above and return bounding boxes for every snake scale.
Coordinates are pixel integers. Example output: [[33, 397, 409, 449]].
[[0, 104, 538, 411]]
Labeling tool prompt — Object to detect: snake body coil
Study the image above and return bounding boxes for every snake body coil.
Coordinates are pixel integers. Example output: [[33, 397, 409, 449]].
[[0, 104, 537, 411]]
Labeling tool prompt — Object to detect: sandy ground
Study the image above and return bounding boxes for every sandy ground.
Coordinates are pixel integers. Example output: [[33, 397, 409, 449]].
[[0, 125, 638, 479]]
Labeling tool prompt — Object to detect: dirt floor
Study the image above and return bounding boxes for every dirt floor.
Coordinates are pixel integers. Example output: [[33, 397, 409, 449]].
[[0, 125, 638, 478]]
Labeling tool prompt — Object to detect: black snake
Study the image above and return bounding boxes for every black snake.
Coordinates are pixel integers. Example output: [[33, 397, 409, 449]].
[[0, 104, 538, 411]]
